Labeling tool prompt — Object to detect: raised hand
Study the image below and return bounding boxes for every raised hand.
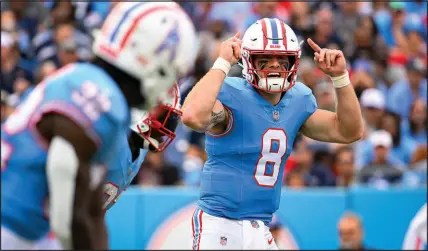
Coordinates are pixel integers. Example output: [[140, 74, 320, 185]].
[[219, 32, 242, 65], [307, 38, 347, 77]]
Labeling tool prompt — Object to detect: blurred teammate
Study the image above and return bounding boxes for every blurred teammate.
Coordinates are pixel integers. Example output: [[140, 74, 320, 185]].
[[403, 203, 427, 250], [36, 84, 182, 250], [1, 2, 197, 250], [182, 18, 363, 249]]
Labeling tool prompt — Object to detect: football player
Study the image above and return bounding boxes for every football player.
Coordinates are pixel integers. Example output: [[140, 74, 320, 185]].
[[182, 18, 363, 249], [403, 203, 427, 250], [35, 83, 182, 250], [1, 2, 197, 250]]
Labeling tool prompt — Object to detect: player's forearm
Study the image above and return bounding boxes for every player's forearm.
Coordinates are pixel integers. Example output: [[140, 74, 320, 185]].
[[334, 83, 363, 142], [71, 213, 96, 249], [92, 216, 108, 249], [182, 69, 226, 131]]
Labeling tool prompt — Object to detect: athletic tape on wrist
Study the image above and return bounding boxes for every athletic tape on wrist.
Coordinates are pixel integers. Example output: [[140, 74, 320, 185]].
[[330, 71, 350, 89], [212, 57, 231, 76]]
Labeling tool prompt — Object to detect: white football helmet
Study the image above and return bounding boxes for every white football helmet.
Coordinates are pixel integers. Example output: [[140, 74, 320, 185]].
[[130, 83, 181, 152], [241, 18, 301, 92], [93, 2, 198, 109]]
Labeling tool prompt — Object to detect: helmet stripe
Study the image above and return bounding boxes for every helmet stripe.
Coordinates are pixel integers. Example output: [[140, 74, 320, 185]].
[[119, 5, 180, 51], [109, 2, 146, 43], [260, 19, 268, 48], [268, 18, 279, 44], [280, 22, 287, 49]]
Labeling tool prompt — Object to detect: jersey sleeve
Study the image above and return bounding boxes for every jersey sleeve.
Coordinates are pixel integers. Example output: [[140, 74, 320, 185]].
[[305, 91, 318, 116], [206, 78, 237, 137], [216, 77, 235, 105]]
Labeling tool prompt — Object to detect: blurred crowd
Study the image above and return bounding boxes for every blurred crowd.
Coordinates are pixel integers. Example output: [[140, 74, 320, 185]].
[[1, 1, 426, 189]]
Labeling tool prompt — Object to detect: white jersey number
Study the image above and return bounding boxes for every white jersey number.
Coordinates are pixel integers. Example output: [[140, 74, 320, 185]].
[[254, 128, 287, 187], [1, 140, 13, 170], [103, 182, 119, 209]]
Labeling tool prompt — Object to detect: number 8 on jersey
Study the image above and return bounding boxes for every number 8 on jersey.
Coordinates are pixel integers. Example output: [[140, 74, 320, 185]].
[[254, 128, 287, 187]]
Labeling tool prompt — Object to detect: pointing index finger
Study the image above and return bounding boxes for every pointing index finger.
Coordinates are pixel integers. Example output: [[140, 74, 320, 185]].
[[307, 38, 321, 53]]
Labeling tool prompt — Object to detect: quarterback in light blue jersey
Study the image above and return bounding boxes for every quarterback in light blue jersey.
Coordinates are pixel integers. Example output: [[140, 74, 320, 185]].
[[182, 18, 364, 250], [1, 2, 197, 250]]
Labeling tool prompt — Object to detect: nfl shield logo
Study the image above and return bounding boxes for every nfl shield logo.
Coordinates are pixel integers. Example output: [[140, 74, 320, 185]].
[[273, 111, 279, 121], [220, 236, 227, 246], [251, 220, 259, 229]]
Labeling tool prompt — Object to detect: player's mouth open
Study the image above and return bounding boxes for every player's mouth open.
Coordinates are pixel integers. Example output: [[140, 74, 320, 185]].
[[267, 73, 281, 78]]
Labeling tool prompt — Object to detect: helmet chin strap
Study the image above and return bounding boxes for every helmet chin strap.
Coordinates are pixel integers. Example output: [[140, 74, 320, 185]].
[[130, 107, 161, 150]]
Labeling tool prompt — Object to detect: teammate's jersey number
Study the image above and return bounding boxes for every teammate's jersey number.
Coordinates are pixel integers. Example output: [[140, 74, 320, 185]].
[[1, 140, 13, 170], [254, 128, 287, 187], [103, 182, 119, 209]]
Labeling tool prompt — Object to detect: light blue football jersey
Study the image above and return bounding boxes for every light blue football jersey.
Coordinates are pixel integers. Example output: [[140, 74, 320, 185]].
[[198, 77, 317, 225], [1, 63, 130, 241], [104, 134, 148, 210]]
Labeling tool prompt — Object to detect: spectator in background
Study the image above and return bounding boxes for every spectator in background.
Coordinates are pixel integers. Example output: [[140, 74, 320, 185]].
[[57, 38, 80, 67], [350, 66, 376, 99], [401, 99, 427, 146], [351, 15, 388, 63], [284, 169, 306, 189], [205, 2, 251, 34], [34, 60, 57, 83], [241, 2, 280, 31], [1, 90, 11, 123], [314, 79, 336, 112], [338, 211, 373, 250], [301, 7, 343, 57], [374, 2, 405, 48], [334, 2, 360, 60], [137, 152, 182, 187], [306, 145, 336, 187], [403, 15, 427, 60], [288, 2, 312, 42], [71, 2, 111, 34], [334, 147, 356, 188], [197, 16, 234, 74], [1, 32, 34, 94], [381, 111, 419, 165], [374, 58, 395, 98], [387, 58, 427, 118], [359, 88, 385, 138], [296, 58, 319, 91], [288, 139, 335, 187], [357, 130, 404, 187], [1, 1, 48, 58], [32, 2, 92, 65]]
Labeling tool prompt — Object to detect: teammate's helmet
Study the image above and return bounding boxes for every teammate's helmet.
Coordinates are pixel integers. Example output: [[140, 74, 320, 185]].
[[132, 83, 181, 152], [241, 18, 301, 93], [93, 2, 198, 109]]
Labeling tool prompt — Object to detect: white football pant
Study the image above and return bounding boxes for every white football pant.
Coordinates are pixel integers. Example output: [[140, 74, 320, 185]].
[[191, 208, 278, 250], [1, 226, 37, 250], [34, 231, 62, 250], [403, 203, 427, 250]]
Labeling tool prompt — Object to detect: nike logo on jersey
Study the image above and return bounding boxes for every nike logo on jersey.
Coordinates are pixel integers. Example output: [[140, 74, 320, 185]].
[[268, 238, 274, 245]]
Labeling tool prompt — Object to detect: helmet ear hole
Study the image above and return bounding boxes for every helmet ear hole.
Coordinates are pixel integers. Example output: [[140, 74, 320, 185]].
[[288, 56, 296, 71], [158, 67, 166, 77]]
